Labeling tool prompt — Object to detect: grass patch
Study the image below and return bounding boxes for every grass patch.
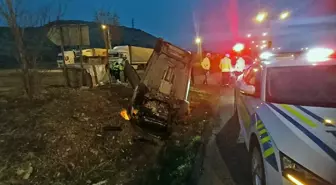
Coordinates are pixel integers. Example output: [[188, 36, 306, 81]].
[[141, 136, 202, 185]]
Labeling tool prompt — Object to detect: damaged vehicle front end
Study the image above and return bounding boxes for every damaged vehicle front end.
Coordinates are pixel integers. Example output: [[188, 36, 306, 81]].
[[124, 39, 192, 139]]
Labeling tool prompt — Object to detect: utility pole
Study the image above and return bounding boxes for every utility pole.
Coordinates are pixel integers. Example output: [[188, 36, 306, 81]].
[[78, 25, 85, 87], [132, 18, 135, 28]]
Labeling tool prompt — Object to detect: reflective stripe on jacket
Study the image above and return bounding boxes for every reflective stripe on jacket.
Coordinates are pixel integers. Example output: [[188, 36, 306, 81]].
[[219, 57, 232, 72], [112, 62, 121, 70]]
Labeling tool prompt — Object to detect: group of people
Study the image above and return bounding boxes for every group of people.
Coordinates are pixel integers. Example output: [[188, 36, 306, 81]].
[[200, 53, 246, 85], [108, 52, 246, 86]]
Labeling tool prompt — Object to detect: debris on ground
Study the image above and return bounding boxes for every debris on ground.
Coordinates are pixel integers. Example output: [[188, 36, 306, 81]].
[[0, 84, 220, 185]]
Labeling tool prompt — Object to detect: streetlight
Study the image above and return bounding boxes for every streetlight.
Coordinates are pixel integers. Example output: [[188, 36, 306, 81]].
[[279, 11, 290, 20], [101, 24, 111, 49], [255, 12, 268, 23], [255, 11, 290, 23], [101, 24, 111, 64], [195, 36, 202, 60], [195, 37, 202, 45], [247, 33, 252, 38], [254, 10, 289, 52]]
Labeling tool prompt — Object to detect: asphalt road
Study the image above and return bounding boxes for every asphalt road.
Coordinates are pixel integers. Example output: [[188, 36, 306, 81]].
[[216, 105, 252, 185], [217, 87, 252, 185], [203, 86, 252, 185]]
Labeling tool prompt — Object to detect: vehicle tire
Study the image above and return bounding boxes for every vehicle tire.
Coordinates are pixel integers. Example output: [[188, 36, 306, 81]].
[[251, 145, 266, 185]]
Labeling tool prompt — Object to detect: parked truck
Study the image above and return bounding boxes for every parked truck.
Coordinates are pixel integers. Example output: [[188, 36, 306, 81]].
[[79, 48, 107, 64], [108, 46, 154, 70], [80, 48, 107, 58], [58, 48, 107, 67]]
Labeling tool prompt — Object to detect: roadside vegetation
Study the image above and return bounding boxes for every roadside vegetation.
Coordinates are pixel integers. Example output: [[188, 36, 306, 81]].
[[0, 70, 218, 185]]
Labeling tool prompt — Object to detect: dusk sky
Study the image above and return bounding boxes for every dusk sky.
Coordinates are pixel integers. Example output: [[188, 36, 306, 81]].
[[46, 0, 336, 51]]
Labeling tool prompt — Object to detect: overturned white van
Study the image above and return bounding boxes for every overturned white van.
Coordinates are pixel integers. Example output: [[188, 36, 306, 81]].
[[125, 39, 193, 139]]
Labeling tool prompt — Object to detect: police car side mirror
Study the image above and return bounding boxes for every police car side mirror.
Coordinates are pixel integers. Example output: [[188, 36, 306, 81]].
[[238, 82, 256, 96]]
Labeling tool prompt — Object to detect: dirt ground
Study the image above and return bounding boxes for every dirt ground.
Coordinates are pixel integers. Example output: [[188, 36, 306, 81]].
[[0, 70, 221, 185]]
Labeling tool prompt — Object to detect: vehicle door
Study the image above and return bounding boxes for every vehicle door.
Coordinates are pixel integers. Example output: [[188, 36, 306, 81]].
[[141, 40, 192, 101], [236, 64, 262, 140], [124, 59, 141, 89]]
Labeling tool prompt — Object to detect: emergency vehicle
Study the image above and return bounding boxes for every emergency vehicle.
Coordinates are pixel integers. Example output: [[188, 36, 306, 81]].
[[234, 48, 336, 185]]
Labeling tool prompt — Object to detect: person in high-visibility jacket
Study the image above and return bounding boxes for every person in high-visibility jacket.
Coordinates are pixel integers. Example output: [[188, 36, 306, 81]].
[[110, 59, 123, 83], [234, 56, 246, 77], [219, 54, 232, 86], [201, 53, 211, 85], [121, 55, 128, 82]]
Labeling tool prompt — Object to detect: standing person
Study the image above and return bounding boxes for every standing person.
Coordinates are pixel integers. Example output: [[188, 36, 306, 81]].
[[108, 59, 114, 82], [234, 56, 246, 77], [219, 54, 232, 86], [111, 60, 122, 83], [121, 55, 128, 82], [201, 53, 211, 85]]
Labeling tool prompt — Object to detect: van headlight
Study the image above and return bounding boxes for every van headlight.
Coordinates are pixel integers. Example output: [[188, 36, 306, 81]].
[[280, 153, 331, 185]]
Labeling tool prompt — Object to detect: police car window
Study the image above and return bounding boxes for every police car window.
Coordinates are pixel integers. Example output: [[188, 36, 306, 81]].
[[266, 65, 336, 107], [243, 65, 261, 96], [244, 66, 261, 86]]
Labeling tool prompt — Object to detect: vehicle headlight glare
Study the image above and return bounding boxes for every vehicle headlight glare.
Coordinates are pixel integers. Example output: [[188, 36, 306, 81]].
[[281, 153, 331, 185], [306, 47, 334, 62], [259, 51, 273, 60], [286, 174, 305, 185]]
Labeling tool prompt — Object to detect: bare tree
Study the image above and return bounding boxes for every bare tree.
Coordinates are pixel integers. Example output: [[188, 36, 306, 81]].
[[111, 13, 120, 26], [94, 10, 120, 26], [110, 12, 121, 46], [0, 0, 65, 99]]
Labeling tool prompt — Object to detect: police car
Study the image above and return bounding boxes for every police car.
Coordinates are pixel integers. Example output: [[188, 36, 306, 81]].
[[234, 48, 336, 185]]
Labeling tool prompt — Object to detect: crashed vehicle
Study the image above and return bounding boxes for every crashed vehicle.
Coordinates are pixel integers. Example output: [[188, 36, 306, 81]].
[[124, 39, 193, 139]]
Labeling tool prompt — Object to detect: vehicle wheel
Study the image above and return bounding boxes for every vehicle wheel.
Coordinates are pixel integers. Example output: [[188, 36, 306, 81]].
[[251, 145, 266, 185]]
